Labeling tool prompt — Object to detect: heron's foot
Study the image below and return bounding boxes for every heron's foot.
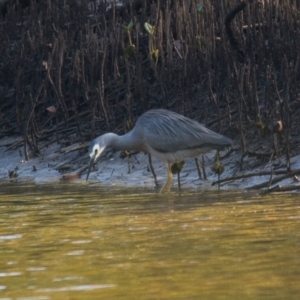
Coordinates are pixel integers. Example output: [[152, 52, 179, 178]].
[[160, 182, 171, 194]]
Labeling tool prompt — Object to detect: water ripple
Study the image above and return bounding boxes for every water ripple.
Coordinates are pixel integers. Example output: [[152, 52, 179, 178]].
[[37, 284, 116, 292], [0, 234, 22, 242]]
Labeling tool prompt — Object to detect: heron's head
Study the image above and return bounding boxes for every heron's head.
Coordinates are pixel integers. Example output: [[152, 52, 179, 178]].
[[86, 137, 106, 181], [89, 139, 105, 161]]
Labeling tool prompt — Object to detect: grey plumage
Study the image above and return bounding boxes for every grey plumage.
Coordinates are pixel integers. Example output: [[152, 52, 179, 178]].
[[135, 109, 231, 156], [86, 109, 232, 192]]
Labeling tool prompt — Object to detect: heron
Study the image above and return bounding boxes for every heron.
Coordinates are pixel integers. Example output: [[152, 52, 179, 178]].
[[86, 109, 232, 192]]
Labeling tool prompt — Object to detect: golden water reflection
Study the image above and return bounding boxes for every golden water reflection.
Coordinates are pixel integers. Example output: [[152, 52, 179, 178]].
[[0, 183, 300, 299]]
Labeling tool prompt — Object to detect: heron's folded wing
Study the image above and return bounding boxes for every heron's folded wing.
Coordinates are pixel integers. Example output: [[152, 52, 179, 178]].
[[138, 111, 232, 153]]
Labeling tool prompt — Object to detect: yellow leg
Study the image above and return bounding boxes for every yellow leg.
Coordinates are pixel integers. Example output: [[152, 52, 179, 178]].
[[160, 162, 173, 193]]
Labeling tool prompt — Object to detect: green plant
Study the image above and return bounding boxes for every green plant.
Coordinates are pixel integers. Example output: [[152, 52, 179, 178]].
[[144, 22, 159, 67], [122, 20, 135, 58]]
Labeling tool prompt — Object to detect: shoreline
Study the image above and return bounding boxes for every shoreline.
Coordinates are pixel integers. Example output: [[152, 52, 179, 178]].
[[1, 136, 300, 192]]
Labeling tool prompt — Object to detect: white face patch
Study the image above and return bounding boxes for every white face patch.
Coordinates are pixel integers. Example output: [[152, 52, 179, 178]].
[[89, 144, 104, 159], [90, 144, 98, 158]]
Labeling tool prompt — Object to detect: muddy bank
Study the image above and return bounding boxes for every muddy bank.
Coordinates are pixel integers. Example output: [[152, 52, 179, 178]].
[[1, 135, 300, 193]]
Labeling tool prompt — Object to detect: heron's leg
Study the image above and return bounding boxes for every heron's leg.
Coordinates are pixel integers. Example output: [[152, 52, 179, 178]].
[[160, 162, 173, 193], [148, 154, 158, 187]]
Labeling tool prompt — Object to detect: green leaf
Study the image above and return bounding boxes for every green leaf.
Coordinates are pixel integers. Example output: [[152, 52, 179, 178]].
[[144, 22, 153, 35], [171, 161, 185, 174], [211, 162, 225, 175], [197, 3, 203, 12], [128, 20, 133, 30], [151, 49, 159, 61], [123, 44, 135, 58]]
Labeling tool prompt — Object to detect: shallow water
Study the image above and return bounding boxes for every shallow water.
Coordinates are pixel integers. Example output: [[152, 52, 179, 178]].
[[0, 183, 300, 299]]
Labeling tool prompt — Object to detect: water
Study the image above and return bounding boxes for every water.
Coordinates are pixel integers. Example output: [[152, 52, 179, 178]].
[[0, 183, 300, 299]]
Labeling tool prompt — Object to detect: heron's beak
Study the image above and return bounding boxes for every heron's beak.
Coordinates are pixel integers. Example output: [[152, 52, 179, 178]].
[[86, 155, 96, 181]]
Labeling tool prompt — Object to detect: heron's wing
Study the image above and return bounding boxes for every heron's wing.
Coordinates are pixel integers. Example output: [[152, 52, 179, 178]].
[[136, 109, 232, 153]]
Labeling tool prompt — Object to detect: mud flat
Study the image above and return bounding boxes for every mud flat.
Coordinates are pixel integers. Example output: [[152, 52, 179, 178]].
[[1, 136, 300, 193]]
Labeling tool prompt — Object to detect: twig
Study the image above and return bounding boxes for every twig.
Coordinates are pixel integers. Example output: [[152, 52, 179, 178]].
[[60, 143, 89, 154], [268, 168, 274, 188], [194, 157, 202, 180], [4, 139, 25, 152], [247, 168, 300, 190], [247, 150, 273, 158], [177, 172, 181, 192], [202, 155, 207, 180], [148, 154, 158, 187], [212, 169, 287, 186], [262, 184, 300, 194]]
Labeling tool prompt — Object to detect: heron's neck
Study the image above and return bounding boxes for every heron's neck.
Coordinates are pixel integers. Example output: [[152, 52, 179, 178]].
[[105, 132, 141, 151]]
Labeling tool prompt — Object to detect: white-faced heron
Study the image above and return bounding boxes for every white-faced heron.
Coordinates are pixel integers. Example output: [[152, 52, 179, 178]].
[[86, 109, 232, 192]]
